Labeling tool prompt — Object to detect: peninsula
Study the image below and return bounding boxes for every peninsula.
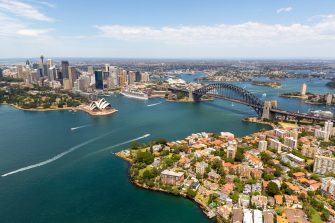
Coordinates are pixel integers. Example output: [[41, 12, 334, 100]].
[[280, 83, 334, 105], [117, 121, 335, 223], [0, 80, 117, 116]]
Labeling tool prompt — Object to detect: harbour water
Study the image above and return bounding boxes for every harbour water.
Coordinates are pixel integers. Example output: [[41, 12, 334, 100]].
[[0, 75, 334, 223]]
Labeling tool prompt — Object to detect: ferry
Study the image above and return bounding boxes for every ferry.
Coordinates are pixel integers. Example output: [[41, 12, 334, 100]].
[[121, 89, 149, 100]]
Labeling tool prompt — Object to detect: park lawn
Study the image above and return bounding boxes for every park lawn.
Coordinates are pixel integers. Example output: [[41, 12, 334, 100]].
[[279, 122, 298, 128], [310, 207, 323, 223]]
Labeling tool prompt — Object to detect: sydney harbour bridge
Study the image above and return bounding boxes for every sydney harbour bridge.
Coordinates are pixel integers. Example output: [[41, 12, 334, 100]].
[[169, 83, 334, 122]]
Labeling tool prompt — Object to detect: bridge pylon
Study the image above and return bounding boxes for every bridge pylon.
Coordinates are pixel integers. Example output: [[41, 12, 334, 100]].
[[188, 87, 195, 102], [261, 100, 277, 120]]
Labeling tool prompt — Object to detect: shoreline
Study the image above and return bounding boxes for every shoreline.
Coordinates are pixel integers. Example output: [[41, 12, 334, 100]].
[[1, 103, 118, 117], [280, 94, 333, 105], [279, 94, 308, 99], [166, 98, 214, 103], [114, 116, 273, 222], [115, 152, 215, 220], [242, 116, 277, 129]]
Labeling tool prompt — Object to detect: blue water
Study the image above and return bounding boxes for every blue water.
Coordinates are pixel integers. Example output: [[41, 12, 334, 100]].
[[0, 76, 332, 223]]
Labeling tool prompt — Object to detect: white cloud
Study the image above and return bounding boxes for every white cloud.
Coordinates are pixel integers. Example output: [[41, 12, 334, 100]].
[[31, 0, 55, 8], [94, 15, 335, 47], [0, 13, 25, 37], [276, 7, 292, 14], [17, 28, 53, 37], [0, 0, 53, 21]]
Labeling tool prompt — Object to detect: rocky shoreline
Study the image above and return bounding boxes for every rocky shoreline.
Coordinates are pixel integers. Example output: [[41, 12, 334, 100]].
[[115, 151, 215, 220]]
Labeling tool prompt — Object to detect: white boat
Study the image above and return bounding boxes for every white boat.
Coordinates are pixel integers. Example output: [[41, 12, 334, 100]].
[[262, 93, 267, 97], [121, 90, 149, 100]]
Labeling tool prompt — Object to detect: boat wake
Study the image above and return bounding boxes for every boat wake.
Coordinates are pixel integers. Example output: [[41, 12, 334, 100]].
[[70, 124, 91, 131], [1, 132, 113, 177], [147, 102, 162, 107], [92, 134, 151, 155]]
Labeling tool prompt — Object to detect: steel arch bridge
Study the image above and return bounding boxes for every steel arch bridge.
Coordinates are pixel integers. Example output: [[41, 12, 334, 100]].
[[169, 83, 334, 122], [193, 83, 264, 115]]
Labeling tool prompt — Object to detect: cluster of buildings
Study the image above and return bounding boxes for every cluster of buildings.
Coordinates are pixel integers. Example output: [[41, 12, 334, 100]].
[[301, 83, 334, 106], [1, 56, 150, 93], [122, 119, 335, 222]]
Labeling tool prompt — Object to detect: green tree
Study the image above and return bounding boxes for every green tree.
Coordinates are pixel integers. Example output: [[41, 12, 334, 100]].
[[187, 188, 197, 198], [230, 192, 239, 203], [176, 92, 184, 100], [135, 150, 154, 165], [266, 182, 280, 196]]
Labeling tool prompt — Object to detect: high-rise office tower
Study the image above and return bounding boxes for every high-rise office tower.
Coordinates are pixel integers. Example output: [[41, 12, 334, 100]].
[[110, 71, 118, 88], [16, 65, 24, 78], [95, 70, 103, 90], [0, 68, 3, 78], [43, 64, 48, 77], [118, 70, 128, 86], [128, 71, 135, 85], [78, 76, 91, 92], [32, 63, 39, 69], [68, 66, 78, 87], [61, 61, 69, 79], [325, 120, 334, 138], [48, 66, 56, 81], [63, 78, 72, 90], [135, 71, 141, 82], [87, 65, 94, 75], [47, 59, 53, 67], [40, 55, 45, 78], [103, 71, 110, 80], [105, 64, 110, 72], [141, 72, 150, 82]]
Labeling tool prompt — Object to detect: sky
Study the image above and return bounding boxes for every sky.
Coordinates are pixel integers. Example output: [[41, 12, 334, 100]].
[[0, 0, 335, 59]]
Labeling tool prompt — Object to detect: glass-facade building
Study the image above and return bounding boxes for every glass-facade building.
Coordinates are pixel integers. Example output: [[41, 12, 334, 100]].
[[95, 70, 103, 90]]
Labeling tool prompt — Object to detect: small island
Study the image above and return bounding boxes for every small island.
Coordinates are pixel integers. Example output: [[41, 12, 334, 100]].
[[251, 81, 282, 88]]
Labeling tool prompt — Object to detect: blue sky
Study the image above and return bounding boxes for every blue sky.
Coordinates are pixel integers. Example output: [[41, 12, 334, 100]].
[[0, 0, 335, 58]]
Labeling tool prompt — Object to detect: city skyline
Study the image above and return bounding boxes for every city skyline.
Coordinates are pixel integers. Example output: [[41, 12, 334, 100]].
[[0, 0, 335, 59]]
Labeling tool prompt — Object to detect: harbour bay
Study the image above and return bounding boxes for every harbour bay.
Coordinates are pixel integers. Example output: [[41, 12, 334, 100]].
[[0, 76, 334, 223]]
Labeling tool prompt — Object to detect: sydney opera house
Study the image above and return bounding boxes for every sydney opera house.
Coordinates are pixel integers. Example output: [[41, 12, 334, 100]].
[[89, 98, 112, 111]]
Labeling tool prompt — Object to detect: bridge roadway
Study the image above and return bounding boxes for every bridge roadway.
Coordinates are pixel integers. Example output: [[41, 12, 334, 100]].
[[168, 87, 334, 122]]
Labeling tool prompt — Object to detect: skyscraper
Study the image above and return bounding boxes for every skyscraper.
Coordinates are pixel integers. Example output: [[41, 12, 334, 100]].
[[47, 59, 53, 67], [87, 65, 94, 75], [61, 61, 69, 79], [0, 68, 3, 78], [135, 71, 141, 82], [48, 66, 56, 81], [128, 71, 135, 85], [141, 72, 150, 82], [105, 64, 110, 72], [68, 66, 78, 87], [95, 70, 103, 90], [325, 120, 334, 139]]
